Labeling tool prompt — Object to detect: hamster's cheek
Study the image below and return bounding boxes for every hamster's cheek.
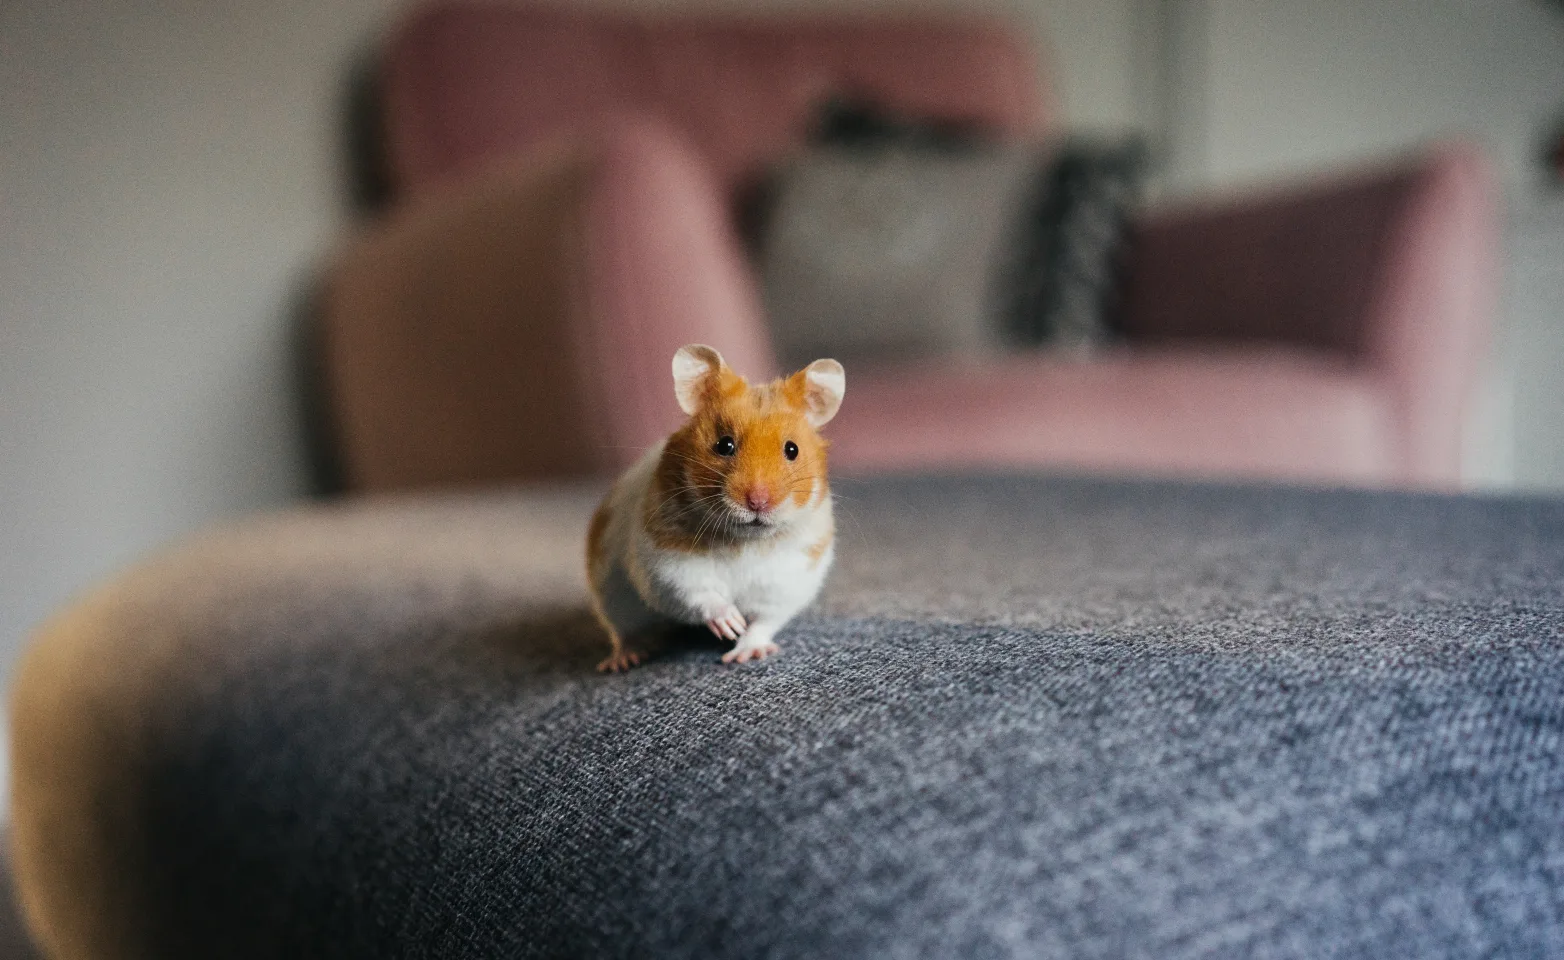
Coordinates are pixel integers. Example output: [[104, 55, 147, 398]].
[[704, 459, 735, 491], [786, 473, 820, 508]]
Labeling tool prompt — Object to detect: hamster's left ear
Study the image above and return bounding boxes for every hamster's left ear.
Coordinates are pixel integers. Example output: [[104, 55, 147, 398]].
[[789, 358, 845, 428]]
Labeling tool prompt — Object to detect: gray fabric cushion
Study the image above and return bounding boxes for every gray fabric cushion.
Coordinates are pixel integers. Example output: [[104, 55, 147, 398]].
[[11, 475, 1564, 959]]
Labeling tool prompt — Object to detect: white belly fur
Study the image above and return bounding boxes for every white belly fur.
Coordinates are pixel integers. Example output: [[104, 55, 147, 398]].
[[589, 442, 834, 646]]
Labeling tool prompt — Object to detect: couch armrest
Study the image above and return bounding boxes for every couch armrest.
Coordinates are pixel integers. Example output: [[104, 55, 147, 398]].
[[319, 120, 775, 493], [1119, 143, 1496, 483]]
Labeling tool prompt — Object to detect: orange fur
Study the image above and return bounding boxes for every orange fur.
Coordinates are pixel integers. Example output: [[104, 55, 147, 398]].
[[644, 363, 830, 548]]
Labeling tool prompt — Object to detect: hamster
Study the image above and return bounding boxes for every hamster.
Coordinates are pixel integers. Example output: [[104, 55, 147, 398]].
[[586, 344, 845, 671]]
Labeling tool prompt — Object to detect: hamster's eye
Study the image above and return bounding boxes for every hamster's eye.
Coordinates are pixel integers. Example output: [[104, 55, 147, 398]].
[[784, 440, 799, 461], [713, 436, 736, 457]]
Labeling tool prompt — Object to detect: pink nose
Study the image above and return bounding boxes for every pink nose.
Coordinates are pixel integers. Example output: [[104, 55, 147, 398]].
[[745, 486, 773, 513]]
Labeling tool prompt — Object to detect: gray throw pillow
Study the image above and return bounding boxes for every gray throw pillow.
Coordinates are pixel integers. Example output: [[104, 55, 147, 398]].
[[758, 144, 1045, 370]]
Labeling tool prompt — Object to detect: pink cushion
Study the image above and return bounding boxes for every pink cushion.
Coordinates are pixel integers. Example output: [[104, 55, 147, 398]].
[[1117, 144, 1495, 485], [381, 4, 1047, 197], [828, 349, 1399, 486], [1120, 169, 1414, 356]]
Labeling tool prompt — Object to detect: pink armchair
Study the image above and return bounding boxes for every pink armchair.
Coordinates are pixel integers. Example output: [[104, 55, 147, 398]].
[[318, 3, 1494, 492]]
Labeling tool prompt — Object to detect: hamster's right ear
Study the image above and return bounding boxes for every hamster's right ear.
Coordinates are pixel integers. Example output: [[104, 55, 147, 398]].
[[672, 344, 728, 415]]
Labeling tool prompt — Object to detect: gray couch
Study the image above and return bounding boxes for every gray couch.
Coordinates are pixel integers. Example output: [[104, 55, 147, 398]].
[[9, 474, 1563, 958]]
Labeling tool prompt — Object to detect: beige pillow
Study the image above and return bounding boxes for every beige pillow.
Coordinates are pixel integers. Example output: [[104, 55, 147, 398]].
[[758, 145, 1044, 370]]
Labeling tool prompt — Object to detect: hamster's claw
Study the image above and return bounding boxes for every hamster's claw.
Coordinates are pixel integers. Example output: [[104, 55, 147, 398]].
[[722, 640, 780, 664], [705, 606, 747, 642], [596, 650, 643, 673]]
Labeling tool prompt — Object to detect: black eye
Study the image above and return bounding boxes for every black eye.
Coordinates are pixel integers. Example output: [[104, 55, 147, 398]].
[[784, 440, 799, 461], [713, 436, 736, 457]]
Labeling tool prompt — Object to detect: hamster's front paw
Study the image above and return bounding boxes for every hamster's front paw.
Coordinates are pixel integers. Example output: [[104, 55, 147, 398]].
[[705, 604, 747, 642], [722, 637, 780, 664]]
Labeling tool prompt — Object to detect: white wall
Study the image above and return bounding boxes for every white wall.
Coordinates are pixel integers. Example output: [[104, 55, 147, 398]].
[[0, 0, 411, 680], [1506, 196, 1564, 491], [1168, 0, 1564, 193]]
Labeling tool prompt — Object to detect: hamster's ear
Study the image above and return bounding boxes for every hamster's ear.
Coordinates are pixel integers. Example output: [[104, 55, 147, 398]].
[[672, 344, 727, 415], [789, 358, 845, 428]]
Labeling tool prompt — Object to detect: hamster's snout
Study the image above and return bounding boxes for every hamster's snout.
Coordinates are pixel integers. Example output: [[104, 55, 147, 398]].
[[744, 485, 774, 514], [727, 483, 778, 528]]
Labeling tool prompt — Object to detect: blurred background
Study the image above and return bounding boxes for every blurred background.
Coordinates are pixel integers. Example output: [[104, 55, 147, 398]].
[[2, 0, 1563, 820]]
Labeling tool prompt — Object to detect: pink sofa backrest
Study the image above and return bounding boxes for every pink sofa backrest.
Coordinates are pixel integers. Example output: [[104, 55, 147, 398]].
[[380, 3, 1048, 198]]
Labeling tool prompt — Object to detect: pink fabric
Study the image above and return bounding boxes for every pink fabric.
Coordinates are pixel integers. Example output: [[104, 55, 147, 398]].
[[828, 349, 1398, 485], [1121, 165, 1413, 356], [381, 4, 1047, 198], [1119, 144, 1495, 485], [318, 122, 777, 491], [1360, 144, 1496, 483], [576, 121, 777, 457], [347, 4, 1496, 492]]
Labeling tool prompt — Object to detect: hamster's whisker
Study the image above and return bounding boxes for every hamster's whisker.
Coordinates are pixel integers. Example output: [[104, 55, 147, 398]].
[[661, 494, 728, 528], [658, 451, 714, 472], [656, 488, 727, 521], [828, 497, 864, 541], [691, 502, 729, 545]]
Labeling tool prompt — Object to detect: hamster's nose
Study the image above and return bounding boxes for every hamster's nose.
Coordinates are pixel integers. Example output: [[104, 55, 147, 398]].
[[745, 485, 774, 514]]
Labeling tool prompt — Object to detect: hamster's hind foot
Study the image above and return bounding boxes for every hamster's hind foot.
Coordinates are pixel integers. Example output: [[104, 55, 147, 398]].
[[596, 649, 644, 673]]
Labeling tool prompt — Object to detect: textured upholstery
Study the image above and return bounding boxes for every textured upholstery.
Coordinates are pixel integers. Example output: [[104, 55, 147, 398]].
[[10, 475, 1564, 957], [316, 3, 1494, 493], [827, 347, 1398, 483]]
